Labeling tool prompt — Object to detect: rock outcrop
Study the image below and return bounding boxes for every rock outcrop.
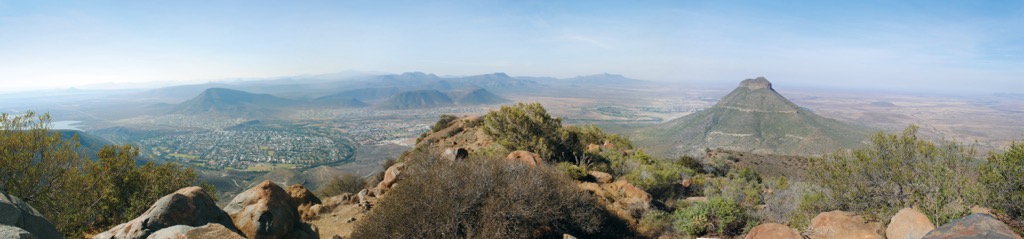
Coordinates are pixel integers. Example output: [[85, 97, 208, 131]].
[[286, 185, 322, 221], [147, 223, 246, 239], [588, 171, 613, 183], [744, 223, 801, 239], [373, 163, 405, 196], [93, 187, 239, 239], [922, 213, 1021, 239], [577, 179, 652, 224], [506, 150, 543, 167], [0, 225, 36, 239], [887, 208, 935, 239], [0, 192, 63, 239], [223, 180, 318, 239], [807, 210, 884, 239]]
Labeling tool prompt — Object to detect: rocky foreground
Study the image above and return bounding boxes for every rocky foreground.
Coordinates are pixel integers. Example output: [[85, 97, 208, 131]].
[[2, 172, 1022, 239]]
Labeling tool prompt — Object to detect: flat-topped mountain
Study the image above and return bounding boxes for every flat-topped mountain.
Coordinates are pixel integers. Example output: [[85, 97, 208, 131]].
[[635, 77, 868, 156], [171, 88, 296, 117]]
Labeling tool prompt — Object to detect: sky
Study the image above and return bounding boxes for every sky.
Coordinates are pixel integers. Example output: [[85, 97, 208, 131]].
[[1, 0, 1022, 93]]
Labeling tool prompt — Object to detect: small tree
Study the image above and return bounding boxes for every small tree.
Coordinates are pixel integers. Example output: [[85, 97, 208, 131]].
[[483, 102, 565, 160], [980, 142, 1024, 220], [810, 126, 982, 224]]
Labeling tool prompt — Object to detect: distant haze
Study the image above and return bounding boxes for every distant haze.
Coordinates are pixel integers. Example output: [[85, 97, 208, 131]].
[[1, 1, 1021, 93]]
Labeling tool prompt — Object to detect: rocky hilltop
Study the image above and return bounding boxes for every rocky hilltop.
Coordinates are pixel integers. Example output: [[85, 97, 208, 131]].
[[635, 77, 869, 156]]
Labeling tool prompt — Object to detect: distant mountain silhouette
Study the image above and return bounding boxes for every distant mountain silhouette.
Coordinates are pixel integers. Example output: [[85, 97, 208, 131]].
[[314, 87, 401, 103], [450, 88, 509, 105], [171, 88, 296, 117], [635, 77, 868, 156], [379, 89, 454, 109], [564, 73, 647, 85]]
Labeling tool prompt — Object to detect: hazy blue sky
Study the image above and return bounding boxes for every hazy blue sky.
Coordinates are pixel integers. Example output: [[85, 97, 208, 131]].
[[1, 1, 1022, 93]]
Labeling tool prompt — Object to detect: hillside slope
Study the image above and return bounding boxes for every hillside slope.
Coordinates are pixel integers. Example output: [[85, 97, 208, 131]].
[[634, 77, 868, 156], [379, 89, 454, 109]]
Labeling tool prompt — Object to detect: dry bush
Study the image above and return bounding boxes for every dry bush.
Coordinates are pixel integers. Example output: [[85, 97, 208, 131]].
[[351, 153, 637, 238]]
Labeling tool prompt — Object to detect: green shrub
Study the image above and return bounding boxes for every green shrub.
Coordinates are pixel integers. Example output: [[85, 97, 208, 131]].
[[638, 210, 672, 237], [556, 162, 589, 180], [980, 141, 1024, 232], [318, 173, 366, 197], [431, 114, 458, 132], [672, 197, 748, 236], [351, 152, 637, 238], [483, 102, 565, 160], [0, 112, 205, 236], [809, 125, 981, 225]]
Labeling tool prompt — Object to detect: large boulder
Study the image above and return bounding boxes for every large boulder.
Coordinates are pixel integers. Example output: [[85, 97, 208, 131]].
[[0, 192, 62, 239], [887, 208, 935, 239], [588, 171, 613, 183], [922, 213, 1022, 239], [224, 180, 318, 239], [374, 163, 405, 195], [807, 210, 884, 239], [505, 150, 543, 167], [0, 225, 35, 239], [147, 223, 246, 239], [286, 185, 322, 221], [576, 179, 652, 224], [744, 223, 801, 239], [93, 186, 240, 239]]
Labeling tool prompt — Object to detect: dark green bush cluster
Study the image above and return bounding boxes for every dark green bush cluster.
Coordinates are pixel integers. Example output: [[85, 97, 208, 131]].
[[980, 141, 1024, 233], [0, 112, 207, 237], [431, 114, 459, 132], [351, 152, 636, 238], [482, 102, 630, 163], [808, 126, 982, 225], [672, 197, 749, 236]]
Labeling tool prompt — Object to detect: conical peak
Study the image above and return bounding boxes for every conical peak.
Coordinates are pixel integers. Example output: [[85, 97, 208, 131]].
[[740, 77, 772, 90]]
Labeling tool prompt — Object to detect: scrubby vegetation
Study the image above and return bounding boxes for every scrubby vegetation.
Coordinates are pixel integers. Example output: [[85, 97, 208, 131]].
[[350, 151, 635, 238], [0, 111, 211, 237], [317, 172, 367, 197], [807, 126, 983, 225]]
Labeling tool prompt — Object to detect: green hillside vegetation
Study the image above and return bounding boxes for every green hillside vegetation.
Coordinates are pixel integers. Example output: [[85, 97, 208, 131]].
[[171, 87, 295, 116], [379, 89, 454, 109], [635, 77, 868, 157], [0, 111, 214, 237]]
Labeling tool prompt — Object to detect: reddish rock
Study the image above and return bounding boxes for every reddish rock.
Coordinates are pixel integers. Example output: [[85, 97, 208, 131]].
[[807, 210, 883, 239], [586, 144, 601, 152], [373, 163, 405, 196], [970, 205, 993, 215], [602, 142, 615, 149], [744, 223, 801, 239], [505, 151, 543, 167], [886, 208, 935, 239], [680, 179, 692, 187], [286, 185, 322, 221], [922, 213, 1021, 239], [94, 187, 240, 239], [224, 180, 318, 239], [588, 171, 613, 183]]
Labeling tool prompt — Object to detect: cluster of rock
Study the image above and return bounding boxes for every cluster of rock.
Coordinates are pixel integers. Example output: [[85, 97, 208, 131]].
[[1, 191, 63, 239], [744, 208, 1022, 239], [94, 180, 321, 239]]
